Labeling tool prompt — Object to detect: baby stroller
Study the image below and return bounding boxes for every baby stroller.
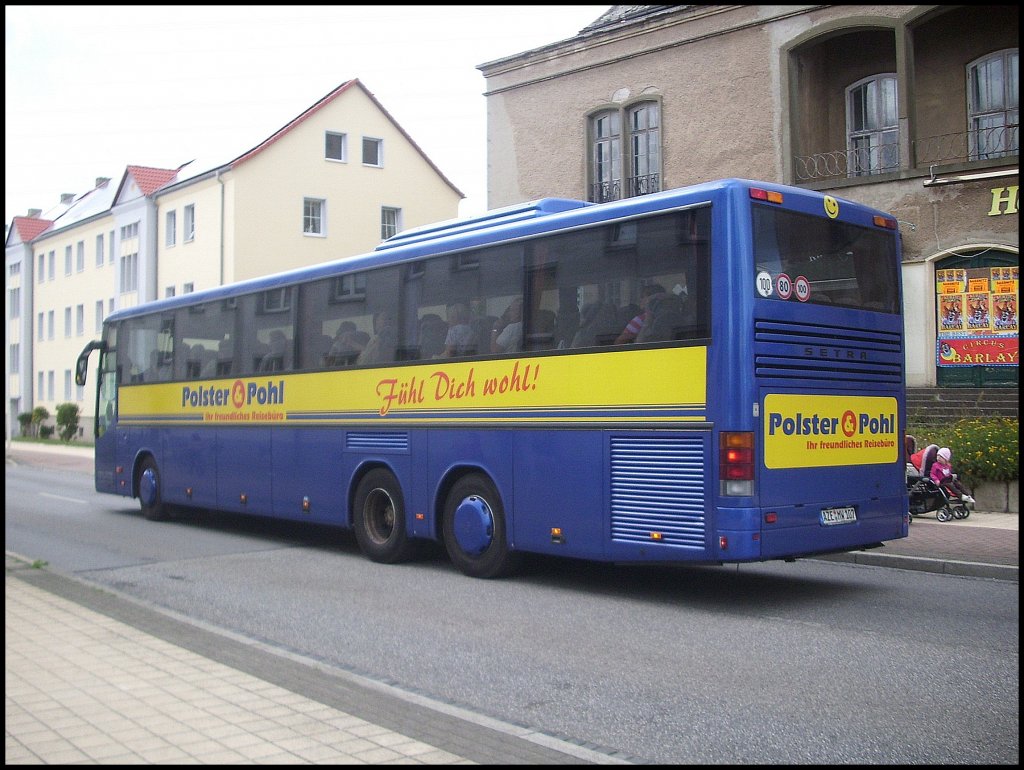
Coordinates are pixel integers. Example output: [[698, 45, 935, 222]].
[[905, 438, 971, 523]]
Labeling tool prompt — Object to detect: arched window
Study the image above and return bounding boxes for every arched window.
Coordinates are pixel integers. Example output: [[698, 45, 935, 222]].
[[589, 110, 621, 203], [588, 100, 662, 202], [628, 102, 660, 196], [846, 74, 899, 176], [967, 49, 1019, 161]]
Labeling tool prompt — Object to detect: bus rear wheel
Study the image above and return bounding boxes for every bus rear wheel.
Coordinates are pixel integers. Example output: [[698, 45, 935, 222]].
[[352, 468, 418, 564], [138, 456, 170, 521], [442, 474, 521, 579]]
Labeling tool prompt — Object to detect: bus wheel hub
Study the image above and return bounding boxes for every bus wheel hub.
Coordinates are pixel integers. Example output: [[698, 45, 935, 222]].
[[453, 496, 493, 556], [140, 468, 158, 507]]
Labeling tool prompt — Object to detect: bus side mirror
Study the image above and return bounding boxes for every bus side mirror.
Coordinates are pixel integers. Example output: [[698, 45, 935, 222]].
[[75, 340, 106, 386]]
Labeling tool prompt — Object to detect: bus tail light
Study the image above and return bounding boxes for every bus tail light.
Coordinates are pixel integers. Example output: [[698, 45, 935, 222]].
[[720, 431, 755, 496], [749, 187, 784, 204]]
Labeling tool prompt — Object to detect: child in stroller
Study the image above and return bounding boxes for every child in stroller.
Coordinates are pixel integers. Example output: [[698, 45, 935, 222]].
[[905, 437, 973, 522]]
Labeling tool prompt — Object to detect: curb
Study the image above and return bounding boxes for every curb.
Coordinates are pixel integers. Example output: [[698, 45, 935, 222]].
[[814, 551, 1018, 581]]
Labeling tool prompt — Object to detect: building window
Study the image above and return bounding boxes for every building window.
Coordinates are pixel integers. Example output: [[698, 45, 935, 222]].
[[47, 310, 54, 340], [9, 287, 19, 318], [96, 234, 105, 267], [303, 198, 325, 235], [166, 210, 177, 247], [9, 343, 19, 374], [120, 253, 138, 292], [48, 250, 55, 280], [627, 102, 661, 196], [332, 273, 367, 300], [381, 207, 401, 240], [47, 370, 54, 401], [76, 304, 84, 336], [109, 230, 115, 263], [120, 222, 139, 293], [37, 253, 44, 283], [64, 370, 72, 401], [183, 282, 194, 294], [65, 306, 72, 338], [968, 49, 1019, 161], [183, 204, 195, 242], [326, 131, 347, 161], [76, 240, 85, 272], [589, 110, 621, 203], [165, 286, 176, 298], [9, 262, 20, 276], [95, 300, 104, 333], [37, 312, 44, 341], [588, 102, 663, 203], [362, 136, 383, 166], [37, 372, 43, 400], [65, 245, 73, 276], [846, 74, 899, 176]]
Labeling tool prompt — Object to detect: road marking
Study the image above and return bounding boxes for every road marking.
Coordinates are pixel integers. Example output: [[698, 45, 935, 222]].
[[39, 492, 87, 505]]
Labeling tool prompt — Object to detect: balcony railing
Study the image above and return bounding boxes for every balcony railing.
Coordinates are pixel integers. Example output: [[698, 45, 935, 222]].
[[794, 124, 1019, 183], [590, 173, 661, 203], [914, 124, 1019, 165], [794, 142, 900, 182]]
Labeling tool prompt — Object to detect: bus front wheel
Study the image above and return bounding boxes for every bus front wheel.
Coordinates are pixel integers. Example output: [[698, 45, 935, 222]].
[[138, 457, 170, 522], [442, 474, 521, 579], [352, 468, 419, 564]]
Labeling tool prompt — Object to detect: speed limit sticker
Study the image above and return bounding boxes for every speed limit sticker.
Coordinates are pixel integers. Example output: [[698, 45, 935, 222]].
[[776, 273, 793, 300], [794, 275, 810, 302], [756, 271, 773, 297]]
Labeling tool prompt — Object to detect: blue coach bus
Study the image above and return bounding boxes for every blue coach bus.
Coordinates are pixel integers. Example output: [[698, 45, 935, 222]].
[[77, 178, 909, 578]]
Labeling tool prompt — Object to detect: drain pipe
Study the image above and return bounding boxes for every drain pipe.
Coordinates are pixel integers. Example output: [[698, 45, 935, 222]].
[[216, 169, 225, 285]]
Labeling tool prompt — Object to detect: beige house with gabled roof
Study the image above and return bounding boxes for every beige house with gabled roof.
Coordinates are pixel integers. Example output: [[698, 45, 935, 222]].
[[5, 78, 463, 438]]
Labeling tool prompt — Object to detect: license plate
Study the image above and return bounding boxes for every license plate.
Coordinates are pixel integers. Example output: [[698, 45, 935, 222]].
[[820, 506, 857, 526]]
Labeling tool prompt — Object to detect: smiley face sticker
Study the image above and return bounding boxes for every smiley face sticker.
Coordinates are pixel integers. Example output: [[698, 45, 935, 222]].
[[823, 195, 840, 219]]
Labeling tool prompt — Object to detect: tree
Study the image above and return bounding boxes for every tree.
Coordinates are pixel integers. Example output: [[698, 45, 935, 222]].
[[55, 403, 81, 443], [31, 406, 50, 438], [18, 412, 33, 437]]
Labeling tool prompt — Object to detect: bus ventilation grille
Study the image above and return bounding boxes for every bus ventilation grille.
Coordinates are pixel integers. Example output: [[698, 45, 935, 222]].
[[754, 319, 903, 385], [345, 431, 410, 451], [610, 435, 706, 548]]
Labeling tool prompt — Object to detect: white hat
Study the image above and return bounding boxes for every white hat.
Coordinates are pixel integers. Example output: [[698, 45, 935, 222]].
[[938, 447, 951, 461]]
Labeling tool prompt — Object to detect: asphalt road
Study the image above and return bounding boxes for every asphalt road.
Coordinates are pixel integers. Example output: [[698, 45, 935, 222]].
[[6, 458, 1019, 764]]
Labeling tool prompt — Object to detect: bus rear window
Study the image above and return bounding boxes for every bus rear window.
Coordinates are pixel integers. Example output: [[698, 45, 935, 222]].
[[752, 205, 900, 313]]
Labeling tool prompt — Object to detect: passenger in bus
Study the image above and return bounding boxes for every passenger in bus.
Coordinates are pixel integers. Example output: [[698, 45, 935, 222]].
[[326, 321, 367, 366], [260, 330, 289, 372], [357, 311, 396, 365], [443, 303, 477, 356], [490, 297, 523, 353], [615, 284, 667, 344], [524, 308, 557, 350], [635, 292, 693, 343], [418, 313, 448, 358], [572, 302, 620, 348]]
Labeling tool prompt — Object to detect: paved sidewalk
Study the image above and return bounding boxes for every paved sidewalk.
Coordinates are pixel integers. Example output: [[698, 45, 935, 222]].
[[6, 564, 471, 765], [6, 555, 631, 765]]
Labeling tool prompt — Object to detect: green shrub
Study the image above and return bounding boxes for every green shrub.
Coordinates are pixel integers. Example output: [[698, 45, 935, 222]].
[[56, 402, 81, 443], [908, 417, 1019, 486], [39, 425, 55, 439], [31, 406, 50, 438]]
